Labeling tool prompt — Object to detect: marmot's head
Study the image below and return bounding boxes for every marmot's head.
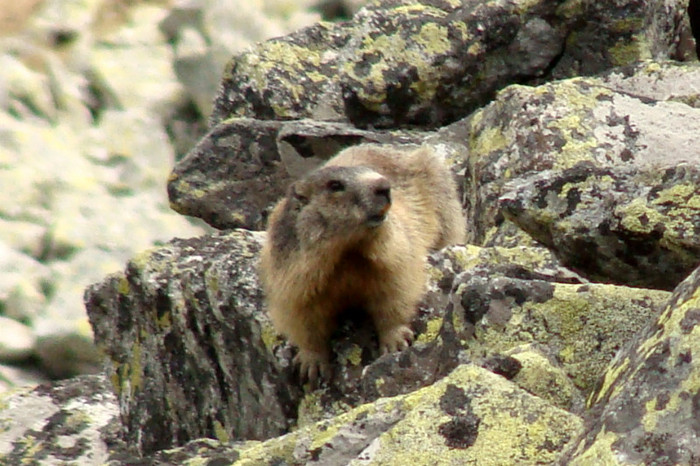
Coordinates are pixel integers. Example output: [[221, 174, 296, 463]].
[[288, 166, 392, 246]]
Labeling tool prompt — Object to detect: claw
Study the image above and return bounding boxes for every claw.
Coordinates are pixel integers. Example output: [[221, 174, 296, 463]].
[[379, 325, 414, 355], [294, 349, 331, 388]]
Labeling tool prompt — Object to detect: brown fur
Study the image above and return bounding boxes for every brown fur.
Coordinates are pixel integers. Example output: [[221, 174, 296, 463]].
[[259, 144, 465, 384]]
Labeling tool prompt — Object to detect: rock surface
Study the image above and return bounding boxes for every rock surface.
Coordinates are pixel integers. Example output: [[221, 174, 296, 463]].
[[0, 375, 120, 465], [561, 265, 700, 464]]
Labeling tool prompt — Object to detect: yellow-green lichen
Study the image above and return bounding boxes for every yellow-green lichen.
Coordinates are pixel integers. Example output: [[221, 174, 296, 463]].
[[568, 427, 620, 465], [588, 356, 630, 408], [653, 183, 700, 207], [157, 310, 172, 330], [609, 17, 644, 34], [110, 371, 121, 396], [374, 376, 386, 393], [223, 364, 583, 464], [296, 390, 326, 428], [617, 198, 665, 234], [468, 282, 669, 392], [125, 340, 143, 392], [508, 347, 577, 410], [608, 37, 652, 67], [469, 126, 508, 157], [213, 420, 230, 443], [338, 344, 364, 367], [391, 4, 432, 16], [414, 22, 452, 55], [546, 110, 599, 168], [355, 365, 582, 464], [450, 244, 483, 270], [638, 289, 700, 431], [260, 323, 283, 352], [416, 316, 444, 344], [556, 0, 587, 19], [117, 275, 130, 295]]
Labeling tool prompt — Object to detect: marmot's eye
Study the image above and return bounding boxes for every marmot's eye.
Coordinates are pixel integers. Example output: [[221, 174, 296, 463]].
[[327, 180, 345, 192]]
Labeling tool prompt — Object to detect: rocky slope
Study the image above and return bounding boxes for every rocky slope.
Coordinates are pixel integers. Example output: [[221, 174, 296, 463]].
[[2, 0, 699, 464]]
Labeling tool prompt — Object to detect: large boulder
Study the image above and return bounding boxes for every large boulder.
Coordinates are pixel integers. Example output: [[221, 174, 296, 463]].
[[210, 0, 688, 128], [561, 264, 700, 464]]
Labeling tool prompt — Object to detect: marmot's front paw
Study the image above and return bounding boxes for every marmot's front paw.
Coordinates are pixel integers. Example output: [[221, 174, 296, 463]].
[[294, 348, 331, 388], [379, 325, 414, 354]]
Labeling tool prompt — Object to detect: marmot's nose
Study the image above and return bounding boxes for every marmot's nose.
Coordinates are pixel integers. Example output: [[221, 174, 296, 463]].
[[373, 178, 391, 205]]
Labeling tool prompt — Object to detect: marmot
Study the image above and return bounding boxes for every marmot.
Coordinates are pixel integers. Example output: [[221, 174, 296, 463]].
[[259, 144, 465, 384]]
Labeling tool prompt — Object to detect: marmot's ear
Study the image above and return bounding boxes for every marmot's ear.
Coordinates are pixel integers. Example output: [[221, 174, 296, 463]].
[[290, 181, 309, 206]]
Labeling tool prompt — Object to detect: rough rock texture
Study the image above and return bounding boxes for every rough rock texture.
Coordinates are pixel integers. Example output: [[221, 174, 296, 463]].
[[561, 265, 700, 464], [460, 67, 700, 249], [501, 162, 700, 290], [0, 375, 121, 465], [83, 232, 668, 457], [210, 0, 687, 128], [85, 230, 300, 455], [140, 365, 584, 465], [5, 0, 699, 464]]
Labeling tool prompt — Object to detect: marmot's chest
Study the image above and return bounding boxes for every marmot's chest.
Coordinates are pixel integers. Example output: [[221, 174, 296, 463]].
[[320, 249, 387, 306]]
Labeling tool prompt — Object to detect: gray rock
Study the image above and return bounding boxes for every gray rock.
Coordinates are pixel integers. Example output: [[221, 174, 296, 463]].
[[0, 375, 121, 465], [85, 230, 300, 456], [0, 317, 36, 362], [560, 263, 700, 464], [449, 272, 669, 397], [210, 0, 686, 128], [500, 162, 700, 290], [0, 364, 49, 393], [460, 73, 700, 257], [596, 60, 700, 106], [0, 242, 49, 323], [145, 364, 583, 465]]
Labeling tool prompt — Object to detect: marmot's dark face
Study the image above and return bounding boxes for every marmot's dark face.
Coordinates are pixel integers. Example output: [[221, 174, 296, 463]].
[[290, 166, 392, 246]]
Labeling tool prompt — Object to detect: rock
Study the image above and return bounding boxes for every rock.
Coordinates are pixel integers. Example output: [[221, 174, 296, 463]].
[[84, 231, 666, 456], [89, 4, 187, 119], [504, 344, 583, 412], [0, 364, 49, 393], [133, 365, 584, 465], [461, 71, 700, 249], [448, 268, 670, 395], [35, 331, 102, 380], [0, 375, 121, 465], [500, 162, 700, 290], [0, 242, 50, 323], [85, 230, 300, 456], [210, 0, 686, 128], [4, 0, 699, 463], [0, 317, 36, 362], [561, 263, 700, 464], [596, 61, 700, 106]]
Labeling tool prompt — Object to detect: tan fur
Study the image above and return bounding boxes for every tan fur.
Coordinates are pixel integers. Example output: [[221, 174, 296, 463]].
[[259, 144, 465, 384]]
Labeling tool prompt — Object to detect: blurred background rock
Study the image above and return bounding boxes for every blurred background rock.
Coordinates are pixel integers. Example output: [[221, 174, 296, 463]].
[[0, 0, 353, 391]]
